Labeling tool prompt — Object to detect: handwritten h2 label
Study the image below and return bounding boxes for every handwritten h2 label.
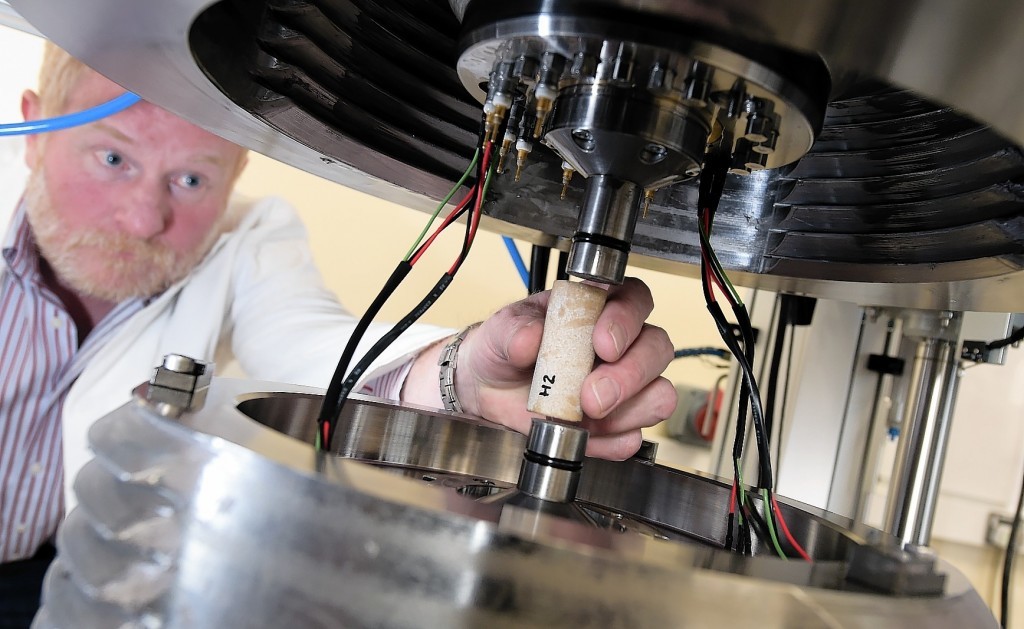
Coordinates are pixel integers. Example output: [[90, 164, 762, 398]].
[[539, 373, 556, 396]]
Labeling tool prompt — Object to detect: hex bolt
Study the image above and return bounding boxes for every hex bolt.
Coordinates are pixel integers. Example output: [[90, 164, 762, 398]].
[[163, 353, 198, 374]]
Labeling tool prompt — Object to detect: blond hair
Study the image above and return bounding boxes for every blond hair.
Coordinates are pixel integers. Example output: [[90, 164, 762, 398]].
[[36, 42, 90, 118]]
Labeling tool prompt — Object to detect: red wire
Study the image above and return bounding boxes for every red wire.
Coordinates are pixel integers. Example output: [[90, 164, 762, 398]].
[[413, 143, 494, 270], [409, 189, 475, 266], [447, 144, 492, 274], [728, 478, 737, 515], [770, 493, 812, 562]]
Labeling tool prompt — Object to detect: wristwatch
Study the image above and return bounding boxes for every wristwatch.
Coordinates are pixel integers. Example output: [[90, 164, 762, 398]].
[[438, 324, 478, 413]]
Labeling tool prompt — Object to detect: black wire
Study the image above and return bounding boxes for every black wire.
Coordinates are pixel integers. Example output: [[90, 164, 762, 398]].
[[528, 245, 550, 295], [452, 151, 489, 275], [733, 303, 765, 481], [724, 512, 735, 551], [323, 166, 483, 443], [1001, 461, 1024, 627], [324, 273, 456, 449], [319, 160, 479, 433], [704, 299, 744, 466], [318, 116, 490, 445], [724, 303, 770, 489], [555, 250, 569, 281], [760, 296, 790, 487], [409, 200, 473, 263], [699, 242, 714, 304], [696, 141, 750, 487], [673, 347, 729, 359], [989, 326, 1024, 351], [317, 261, 411, 426], [707, 301, 771, 488], [741, 517, 752, 555], [740, 502, 771, 553], [775, 321, 795, 488]]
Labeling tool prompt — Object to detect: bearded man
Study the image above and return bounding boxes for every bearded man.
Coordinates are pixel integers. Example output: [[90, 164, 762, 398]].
[[0, 44, 677, 626]]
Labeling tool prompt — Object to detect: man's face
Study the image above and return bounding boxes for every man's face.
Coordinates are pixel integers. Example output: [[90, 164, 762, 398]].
[[22, 69, 247, 302]]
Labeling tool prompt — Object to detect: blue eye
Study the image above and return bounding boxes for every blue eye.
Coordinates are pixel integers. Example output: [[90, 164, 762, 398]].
[[102, 151, 123, 167], [178, 173, 202, 188]]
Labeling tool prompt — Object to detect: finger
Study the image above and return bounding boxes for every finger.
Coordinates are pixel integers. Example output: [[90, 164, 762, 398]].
[[582, 324, 674, 419], [581, 376, 677, 460], [468, 291, 549, 379], [581, 376, 678, 436], [592, 277, 655, 362], [584, 429, 644, 461]]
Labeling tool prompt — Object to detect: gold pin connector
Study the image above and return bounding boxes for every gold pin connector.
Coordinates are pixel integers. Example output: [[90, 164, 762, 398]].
[[560, 162, 574, 200], [642, 189, 655, 218]]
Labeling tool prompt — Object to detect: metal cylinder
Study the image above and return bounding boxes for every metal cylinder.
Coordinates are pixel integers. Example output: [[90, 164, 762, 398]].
[[883, 313, 963, 546], [517, 418, 589, 503], [567, 175, 642, 284]]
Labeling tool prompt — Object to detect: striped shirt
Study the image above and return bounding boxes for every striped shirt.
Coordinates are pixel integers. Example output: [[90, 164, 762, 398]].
[[0, 207, 147, 562], [0, 207, 412, 562]]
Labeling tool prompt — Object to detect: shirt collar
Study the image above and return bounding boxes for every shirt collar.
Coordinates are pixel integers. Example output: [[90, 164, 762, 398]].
[[2, 203, 41, 282]]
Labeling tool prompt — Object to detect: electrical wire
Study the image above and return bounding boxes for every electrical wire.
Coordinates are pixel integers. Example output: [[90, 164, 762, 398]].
[[761, 488, 787, 560], [775, 322, 796, 488], [988, 326, 1024, 352], [408, 190, 474, 267], [528, 245, 551, 295], [761, 296, 790, 487], [502, 237, 529, 288], [697, 140, 810, 562], [674, 347, 729, 359], [0, 92, 141, 136], [770, 493, 811, 562], [555, 250, 569, 281], [317, 137, 494, 450], [1002, 459, 1024, 627], [404, 149, 480, 260]]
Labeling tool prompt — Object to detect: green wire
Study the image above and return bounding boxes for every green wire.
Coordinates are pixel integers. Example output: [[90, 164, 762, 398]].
[[314, 427, 322, 451], [481, 160, 495, 198], [762, 488, 787, 560], [699, 221, 743, 306], [404, 148, 481, 260]]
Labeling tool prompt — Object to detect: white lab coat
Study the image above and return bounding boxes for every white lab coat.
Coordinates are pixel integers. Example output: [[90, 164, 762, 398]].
[[0, 139, 452, 511]]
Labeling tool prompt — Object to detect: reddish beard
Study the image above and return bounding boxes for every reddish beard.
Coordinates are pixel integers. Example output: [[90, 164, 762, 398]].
[[23, 168, 219, 302]]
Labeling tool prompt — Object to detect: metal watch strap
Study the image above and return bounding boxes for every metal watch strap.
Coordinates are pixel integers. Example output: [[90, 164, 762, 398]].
[[438, 324, 477, 413]]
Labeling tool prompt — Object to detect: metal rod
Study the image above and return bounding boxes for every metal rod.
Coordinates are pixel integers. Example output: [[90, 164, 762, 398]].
[[883, 313, 962, 546], [854, 316, 903, 522]]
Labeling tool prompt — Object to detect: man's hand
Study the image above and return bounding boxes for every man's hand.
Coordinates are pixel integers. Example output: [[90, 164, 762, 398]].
[[405, 277, 677, 460]]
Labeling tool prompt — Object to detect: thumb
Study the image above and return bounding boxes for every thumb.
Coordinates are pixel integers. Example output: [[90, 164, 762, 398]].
[[466, 291, 549, 385]]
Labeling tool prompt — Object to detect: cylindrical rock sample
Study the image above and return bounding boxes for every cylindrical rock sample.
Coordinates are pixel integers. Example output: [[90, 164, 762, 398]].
[[527, 280, 608, 422]]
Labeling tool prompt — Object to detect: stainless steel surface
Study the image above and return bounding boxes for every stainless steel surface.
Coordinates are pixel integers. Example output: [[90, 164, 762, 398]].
[[566, 176, 642, 283], [516, 459, 579, 503], [13, 0, 1024, 309], [883, 313, 963, 547], [160, 353, 197, 374], [457, 10, 824, 173], [516, 419, 588, 502], [458, 6, 824, 283], [0, 0, 39, 35], [35, 378, 997, 627], [146, 354, 213, 411], [525, 418, 587, 463]]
